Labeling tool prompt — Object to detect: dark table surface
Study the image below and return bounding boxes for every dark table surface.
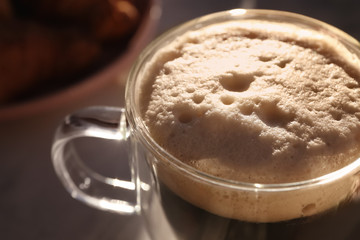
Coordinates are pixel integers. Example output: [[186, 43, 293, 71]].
[[1, 0, 360, 239]]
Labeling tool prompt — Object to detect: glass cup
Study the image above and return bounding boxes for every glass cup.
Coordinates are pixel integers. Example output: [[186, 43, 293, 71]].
[[52, 9, 360, 240]]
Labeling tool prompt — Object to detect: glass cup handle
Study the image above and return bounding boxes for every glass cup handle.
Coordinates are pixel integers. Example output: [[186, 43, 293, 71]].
[[51, 106, 140, 215]]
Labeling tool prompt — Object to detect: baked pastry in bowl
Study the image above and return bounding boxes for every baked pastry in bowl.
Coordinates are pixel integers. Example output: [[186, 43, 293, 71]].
[[0, 0, 161, 120]]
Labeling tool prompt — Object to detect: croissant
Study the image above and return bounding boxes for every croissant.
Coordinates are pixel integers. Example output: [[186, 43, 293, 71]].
[[0, 22, 101, 103]]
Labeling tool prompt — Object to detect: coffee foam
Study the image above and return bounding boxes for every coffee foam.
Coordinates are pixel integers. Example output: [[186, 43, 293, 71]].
[[139, 19, 360, 221]]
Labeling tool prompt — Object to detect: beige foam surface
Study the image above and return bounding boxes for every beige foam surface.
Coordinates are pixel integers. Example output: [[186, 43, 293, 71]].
[[140, 20, 360, 184]]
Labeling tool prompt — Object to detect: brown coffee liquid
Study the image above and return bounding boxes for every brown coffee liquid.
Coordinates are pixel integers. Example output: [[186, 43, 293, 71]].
[[158, 180, 360, 240]]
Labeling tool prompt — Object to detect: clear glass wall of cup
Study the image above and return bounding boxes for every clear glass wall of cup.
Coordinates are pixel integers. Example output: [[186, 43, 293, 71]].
[[52, 9, 360, 240]]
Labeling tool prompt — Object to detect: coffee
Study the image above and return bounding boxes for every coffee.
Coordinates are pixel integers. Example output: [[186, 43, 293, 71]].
[[157, 180, 360, 240], [138, 18, 360, 223]]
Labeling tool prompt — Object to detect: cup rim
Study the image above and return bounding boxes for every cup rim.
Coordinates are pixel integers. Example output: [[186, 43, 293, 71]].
[[126, 8, 360, 192]]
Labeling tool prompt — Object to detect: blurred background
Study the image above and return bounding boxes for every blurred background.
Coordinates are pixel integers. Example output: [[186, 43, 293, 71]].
[[0, 0, 359, 239]]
